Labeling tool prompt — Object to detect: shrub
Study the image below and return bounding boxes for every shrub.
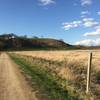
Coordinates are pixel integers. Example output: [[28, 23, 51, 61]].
[[96, 71, 100, 83]]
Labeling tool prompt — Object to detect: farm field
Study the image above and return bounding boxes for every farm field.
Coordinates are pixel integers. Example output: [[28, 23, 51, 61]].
[[0, 50, 99, 100], [15, 50, 100, 71], [12, 50, 100, 100]]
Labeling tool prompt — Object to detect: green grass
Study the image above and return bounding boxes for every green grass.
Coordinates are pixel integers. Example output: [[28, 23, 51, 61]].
[[96, 71, 100, 83], [9, 54, 78, 100]]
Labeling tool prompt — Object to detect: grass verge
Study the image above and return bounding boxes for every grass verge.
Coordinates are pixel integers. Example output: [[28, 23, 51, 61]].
[[9, 53, 78, 100]]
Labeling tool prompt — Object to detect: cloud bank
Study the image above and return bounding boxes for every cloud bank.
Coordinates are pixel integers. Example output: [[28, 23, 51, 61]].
[[62, 17, 99, 30], [83, 18, 99, 27], [83, 28, 100, 37], [75, 38, 100, 46]]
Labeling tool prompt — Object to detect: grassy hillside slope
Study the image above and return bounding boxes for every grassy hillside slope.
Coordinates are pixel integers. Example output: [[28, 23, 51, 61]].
[[0, 34, 75, 51]]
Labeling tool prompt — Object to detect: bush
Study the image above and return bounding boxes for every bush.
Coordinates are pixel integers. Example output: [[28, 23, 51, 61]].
[[96, 71, 100, 83]]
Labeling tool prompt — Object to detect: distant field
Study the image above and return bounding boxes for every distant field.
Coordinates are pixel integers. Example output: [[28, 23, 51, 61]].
[[14, 50, 100, 71]]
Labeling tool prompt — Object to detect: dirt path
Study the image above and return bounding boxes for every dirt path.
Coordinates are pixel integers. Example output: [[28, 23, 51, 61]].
[[0, 53, 37, 100]]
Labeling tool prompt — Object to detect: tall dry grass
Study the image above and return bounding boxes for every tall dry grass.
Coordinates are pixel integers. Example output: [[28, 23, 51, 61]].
[[12, 50, 100, 99], [14, 50, 100, 71]]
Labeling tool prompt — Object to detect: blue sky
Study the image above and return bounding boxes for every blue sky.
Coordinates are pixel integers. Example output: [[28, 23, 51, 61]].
[[0, 0, 100, 45]]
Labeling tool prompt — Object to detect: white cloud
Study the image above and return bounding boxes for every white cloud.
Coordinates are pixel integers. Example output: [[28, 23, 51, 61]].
[[62, 17, 99, 30], [84, 28, 100, 37], [81, 0, 92, 6], [97, 12, 100, 15], [75, 39, 95, 46], [83, 18, 99, 27], [81, 11, 89, 15], [62, 20, 82, 30], [39, 0, 55, 6], [81, 11, 90, 18], [83, 18, 94, 21], [95, 38, 100, 45], [75, 38, 100, 46]]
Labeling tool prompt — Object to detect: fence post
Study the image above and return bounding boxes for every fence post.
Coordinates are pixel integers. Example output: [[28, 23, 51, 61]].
[[86, 52, 92, 94]]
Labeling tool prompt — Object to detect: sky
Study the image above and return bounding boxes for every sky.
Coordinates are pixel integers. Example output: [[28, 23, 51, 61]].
[[0, 0, 100, 46]]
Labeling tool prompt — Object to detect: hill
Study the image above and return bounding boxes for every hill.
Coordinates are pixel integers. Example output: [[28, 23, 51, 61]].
[[0, 34, 75, 51]]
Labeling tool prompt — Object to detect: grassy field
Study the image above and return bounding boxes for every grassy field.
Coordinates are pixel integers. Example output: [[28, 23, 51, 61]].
[[10, 50, 100, 100], [14, 50, 100, 71]]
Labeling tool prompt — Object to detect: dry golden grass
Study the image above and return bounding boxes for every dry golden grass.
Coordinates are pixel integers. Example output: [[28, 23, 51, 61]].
[[15, 50, 88, 61], [12, 50, 100, 99], [13, 50, 100, 87], [14, 50, 100, 71]]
